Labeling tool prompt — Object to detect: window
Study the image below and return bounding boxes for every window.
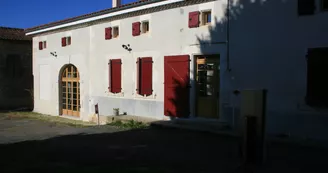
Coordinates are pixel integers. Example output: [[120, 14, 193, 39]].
[[113, 26, 119, 38], [108, 59, 122, 93], [322, 0, 328, 11], [306, 47, 328, 107], [141, 21, 149, 33], [6, 54, 23, 78], [201, 11, 212, 25], [61, 36, 71, 47], [298, 0, 315, 16], [188, 11, 200, 28], [136, 57, 153, 96], [38, 41, 47, 50]]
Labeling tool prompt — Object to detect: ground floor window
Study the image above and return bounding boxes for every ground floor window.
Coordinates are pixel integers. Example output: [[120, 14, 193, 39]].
[[306, 47, 328, 107]]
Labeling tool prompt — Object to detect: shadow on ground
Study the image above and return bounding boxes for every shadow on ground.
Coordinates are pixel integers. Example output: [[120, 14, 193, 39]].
[[0, 126, 327, 173]]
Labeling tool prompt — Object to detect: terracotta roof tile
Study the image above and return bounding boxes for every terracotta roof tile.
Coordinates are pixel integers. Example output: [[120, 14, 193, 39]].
[[25, 0, 161, 33], [0, 27, 32, 41]]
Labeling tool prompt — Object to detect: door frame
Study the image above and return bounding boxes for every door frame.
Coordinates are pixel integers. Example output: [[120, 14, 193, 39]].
[[192, 54, 221, 119], [58, 64, 80, 117]]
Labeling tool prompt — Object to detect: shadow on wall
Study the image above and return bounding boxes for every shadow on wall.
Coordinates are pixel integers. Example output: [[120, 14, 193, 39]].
[[170, 0, 324, 133], [0, 54, 34, 111]]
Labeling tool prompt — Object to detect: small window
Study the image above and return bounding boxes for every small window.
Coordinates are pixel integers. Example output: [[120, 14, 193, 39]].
[[39, 41, 46, 50], [62, 36, 71, 47], [113, 26, 119, 38], [322, 0, 328, 11], [201, 11, 211, 25], [141, 21, 149, 34], [298, 0, 315, 16]]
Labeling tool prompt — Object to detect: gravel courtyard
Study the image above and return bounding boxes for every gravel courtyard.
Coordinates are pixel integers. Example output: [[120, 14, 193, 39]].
[[0, 112, 327, 173]]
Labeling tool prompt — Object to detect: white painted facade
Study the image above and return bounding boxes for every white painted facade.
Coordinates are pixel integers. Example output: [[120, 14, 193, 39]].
[[29, 0, 328, 141]]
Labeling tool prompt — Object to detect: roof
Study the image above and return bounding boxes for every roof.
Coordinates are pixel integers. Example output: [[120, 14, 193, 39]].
[[25, 0, 163, 34], [0, 27, 32, 41]]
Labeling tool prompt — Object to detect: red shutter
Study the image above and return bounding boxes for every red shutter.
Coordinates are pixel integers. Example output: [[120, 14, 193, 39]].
[[110, 59, 122, 93], [132, 22, 141, 36], [140, 57, 153, 96], [108, 60, 112, 91], [62, 37, 66, 47], [136, 58, 141, 94], [189, 11, 200, 28], [39, 41, 43, 50], [105, 27, 112, 40], [67, 36, 71, 45]]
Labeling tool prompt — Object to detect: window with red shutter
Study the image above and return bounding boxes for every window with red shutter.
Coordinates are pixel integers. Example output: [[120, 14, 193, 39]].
[[62, 37, 67, 47], [105, 27, 112, 40], [298, 0, 315, 15], [188, 11, 200, 28], [109, 59, 122, 93], [39, 41, 43, 50], [132, 22, 141, 36], [137, 57, 153, 96], [43, 41, 47, 49]]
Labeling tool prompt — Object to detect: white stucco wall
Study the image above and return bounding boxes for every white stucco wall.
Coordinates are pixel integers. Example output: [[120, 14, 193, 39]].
[[32, 0, 328, 140]]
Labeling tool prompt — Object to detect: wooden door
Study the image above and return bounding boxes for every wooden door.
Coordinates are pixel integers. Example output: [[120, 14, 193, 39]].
[[61, 65, 80, 117], [164, 55, 190, 118], [195, 55, 220, 119]]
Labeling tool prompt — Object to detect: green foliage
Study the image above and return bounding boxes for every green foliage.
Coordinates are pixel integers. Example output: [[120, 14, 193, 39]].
[[107, 119, 149, 129]]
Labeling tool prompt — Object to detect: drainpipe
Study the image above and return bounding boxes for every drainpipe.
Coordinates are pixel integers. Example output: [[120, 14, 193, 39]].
[[226, 0, 231, 72]]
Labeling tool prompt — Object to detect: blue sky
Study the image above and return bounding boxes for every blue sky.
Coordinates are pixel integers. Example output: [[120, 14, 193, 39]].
[[0, 0, 134, 29]]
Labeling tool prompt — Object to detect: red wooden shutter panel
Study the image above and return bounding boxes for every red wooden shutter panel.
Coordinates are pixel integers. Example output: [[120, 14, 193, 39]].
[[108, 60, 112, 91], [111, 59, 122, 93], [188, 11, 200, 28], [136, 58, 141, 94], [140, 57, 153, 96], [132, 22, 141, 36], [62, 37, 66, 47], [39, 41, 43, 50], [105, 27, 112, 40]]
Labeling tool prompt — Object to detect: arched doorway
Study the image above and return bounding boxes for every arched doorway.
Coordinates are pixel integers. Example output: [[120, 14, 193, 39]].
[[60, 65, 80, 117]]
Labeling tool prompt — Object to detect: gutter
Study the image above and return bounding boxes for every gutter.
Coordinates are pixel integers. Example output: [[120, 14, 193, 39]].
[[26, 0, 185, 36]]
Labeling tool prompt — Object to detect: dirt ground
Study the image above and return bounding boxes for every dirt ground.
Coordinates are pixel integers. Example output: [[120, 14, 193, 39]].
[[0, 115, 327, 173]]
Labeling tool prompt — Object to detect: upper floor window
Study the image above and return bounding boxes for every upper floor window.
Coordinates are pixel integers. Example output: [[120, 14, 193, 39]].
[[322, 0, 328, 11], [141, 21, 149, 34], [39, 41, 47, 50], [113, 26, 119, 38], [201, 10, 211, 25], [61, 36, 71, 47], [298, 0, 316, 16]]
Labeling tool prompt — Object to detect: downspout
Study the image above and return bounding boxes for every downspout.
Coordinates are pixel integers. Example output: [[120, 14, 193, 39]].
[[226, 0, 231, 72]]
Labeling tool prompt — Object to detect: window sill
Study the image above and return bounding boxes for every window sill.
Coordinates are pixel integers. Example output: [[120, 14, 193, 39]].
[[105, 91, 124, 97], [133, 92, 157, 100]]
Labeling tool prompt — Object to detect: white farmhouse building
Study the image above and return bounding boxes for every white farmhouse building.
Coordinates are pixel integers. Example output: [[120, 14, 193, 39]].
[[26, 0, 328, 141]]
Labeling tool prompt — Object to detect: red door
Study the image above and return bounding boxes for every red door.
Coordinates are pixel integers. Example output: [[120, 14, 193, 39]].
[[164, 55, 190, 117]]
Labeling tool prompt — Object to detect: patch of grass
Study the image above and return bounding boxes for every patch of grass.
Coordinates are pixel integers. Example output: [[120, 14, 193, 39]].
[[107, 119, 149, 129], [0, 111, 95, 127]]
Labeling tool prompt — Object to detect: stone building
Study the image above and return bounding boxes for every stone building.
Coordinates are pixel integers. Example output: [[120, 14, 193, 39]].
[[0, 27, 33, 110]]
